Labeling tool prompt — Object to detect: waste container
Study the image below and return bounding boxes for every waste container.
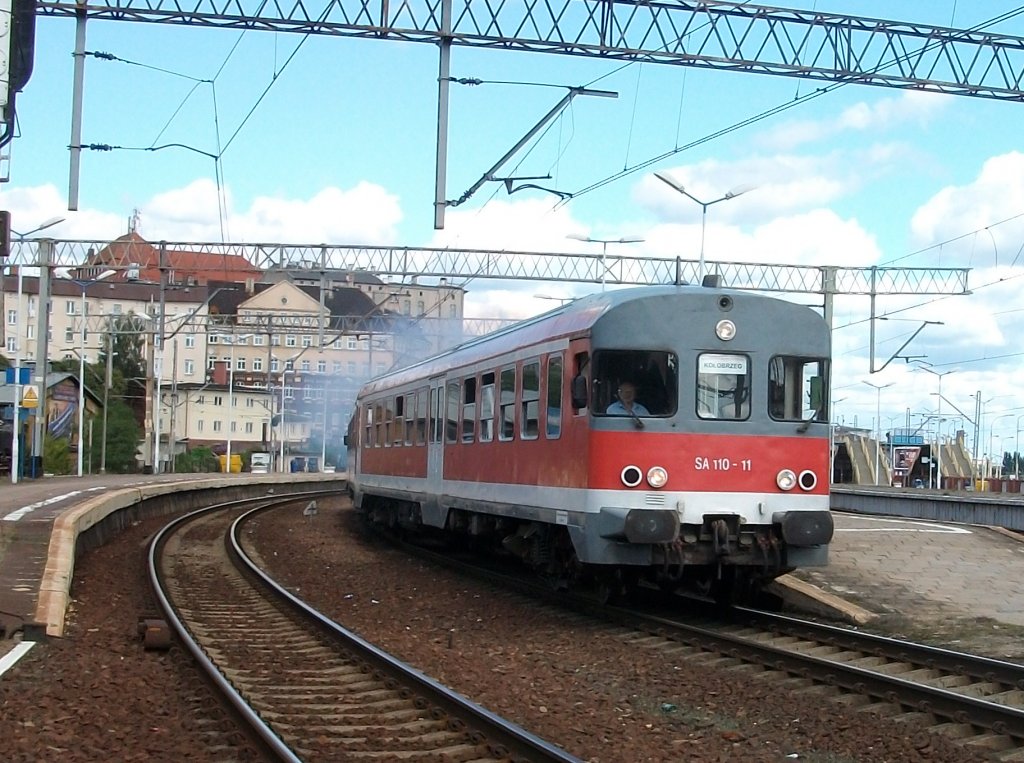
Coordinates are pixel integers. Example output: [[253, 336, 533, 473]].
[[290, 457, 306, 473], [219, 454, 243, 473], [306, 457, 319, 473]]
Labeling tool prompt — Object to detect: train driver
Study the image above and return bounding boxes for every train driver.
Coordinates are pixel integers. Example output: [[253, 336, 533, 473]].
[[606, 381, 650, 416]]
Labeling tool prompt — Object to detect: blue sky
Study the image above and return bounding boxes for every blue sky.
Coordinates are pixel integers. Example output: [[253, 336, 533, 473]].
[[5, 2, 1024, 458]]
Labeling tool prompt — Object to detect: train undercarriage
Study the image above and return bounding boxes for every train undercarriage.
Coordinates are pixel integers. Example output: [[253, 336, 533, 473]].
[[358, 494, 799, 605]]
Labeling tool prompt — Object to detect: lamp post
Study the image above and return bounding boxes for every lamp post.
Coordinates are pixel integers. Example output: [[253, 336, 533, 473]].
[[654, 172, 754, 281], [566, 234, 644, 291], [278, 367, 293, 473], [988, 413, 1014, 479], [8, 217, 66, 483], [862, 381, 893, 486], [224, 333, 254, 473], [916, 365, 956, 488], [1015, 415, 1024, 478]]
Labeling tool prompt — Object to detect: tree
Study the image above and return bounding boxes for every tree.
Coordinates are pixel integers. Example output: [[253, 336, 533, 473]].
[[43, 432, 72, 475], [95, 398, 142, 473]]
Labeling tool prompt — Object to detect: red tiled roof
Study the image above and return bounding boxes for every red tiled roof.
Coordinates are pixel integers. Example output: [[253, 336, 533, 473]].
[[81, 232, 263, 285]]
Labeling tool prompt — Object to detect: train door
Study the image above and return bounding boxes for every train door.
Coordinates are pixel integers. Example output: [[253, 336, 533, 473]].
[[422, 376, 446, 527]]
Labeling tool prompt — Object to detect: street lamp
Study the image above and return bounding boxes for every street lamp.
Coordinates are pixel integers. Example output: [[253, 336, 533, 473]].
[[223, 333, 254, 473], [566, 234, 644, 291], [988, 413, 1014, 479], [916, 364, 956, 489], [1015, 415, 1024, 478], [862, 380, 893, 486], [654, 172, 754, 281], [8, 217, 66, 483]]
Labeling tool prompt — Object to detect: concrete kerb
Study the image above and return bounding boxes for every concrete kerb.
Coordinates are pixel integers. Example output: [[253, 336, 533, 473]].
[[37, 488, 146, 637]]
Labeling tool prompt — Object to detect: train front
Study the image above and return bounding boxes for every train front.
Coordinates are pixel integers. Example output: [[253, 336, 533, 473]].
[[579, 286, 833, 601]]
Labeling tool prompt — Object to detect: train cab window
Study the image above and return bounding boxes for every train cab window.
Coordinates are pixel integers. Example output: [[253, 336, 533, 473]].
[[546, 354, 563, 438], [522, 361, 540, 439], [416, 389, 428, 445], [431, 386, 443, 444], [479, 372, 495, 442], [769, 356, 828, 422], [593, 350, 677, 417], [697, 353, 750, 420], [375, 402, 387, 446], [445, 382, 459, 443], [462, 377, 477, 442], [499, 368, 516, 441]]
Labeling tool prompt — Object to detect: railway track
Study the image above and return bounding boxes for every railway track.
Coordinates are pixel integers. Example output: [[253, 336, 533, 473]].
[[148, 497, 580, 763], [375, 525, 1024, 761]]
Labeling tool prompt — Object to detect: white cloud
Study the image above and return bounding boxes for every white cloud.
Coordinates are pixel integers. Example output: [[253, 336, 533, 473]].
[[910, 151, 1024, 267], [756, 91, 946, 151]]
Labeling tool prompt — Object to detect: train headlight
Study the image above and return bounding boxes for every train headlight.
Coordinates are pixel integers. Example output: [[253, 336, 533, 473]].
[[799, 470, 818, 491], [715, 319, 737, 341], [621, 465, 644, 488], [776, 469, 797, 491], [647, 466, 669, 489]]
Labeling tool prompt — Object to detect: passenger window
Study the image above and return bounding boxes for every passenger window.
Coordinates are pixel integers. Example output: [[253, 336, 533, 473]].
[[479, 372, 495, 442], [364, 404, 374, 448], [445, 382, 459, 444], [462, 377, 477, 442], [416, 388, 428, 445], [394, 396, 405, 445], [546, 354, 562, 438], [404, 393, 416, 446], [499, 367, 516, 441], [697, 353, 750, 420], [522, 361, 540, 440]]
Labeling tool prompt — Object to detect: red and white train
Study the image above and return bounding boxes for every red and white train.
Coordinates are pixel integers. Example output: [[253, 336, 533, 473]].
[[347, 285, 833, 602]]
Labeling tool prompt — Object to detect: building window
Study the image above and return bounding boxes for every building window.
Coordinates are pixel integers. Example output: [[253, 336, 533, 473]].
[[333, 361, 342, 374], [185, 335, 195, 349], [286, 335, 296, 347], [213, 421, 222, 432], [66, 300, 76, 315], [6, 309, 15, 325], [253, 335, 265, 346], [245, 422, 253, 433], [348, 361, 356, 375], [230, 421, 237, 433], [270, 359, 279, 373], [317, 360, 326, 373], [271, 335, 281, 346], [302, 335, 312, 348], [207, 355, 217, 369], [214, 395, 223, 406], [253, 358, 263, 372], [301, 360, 310, 372], [197, 420, 204, 432], [246, 397, 254, 408], [236, 357, 246, 371], [65, 328, 74, 343], [5, 337, 15, 352], [209, 334, 220, 344], [417, 300, 425, 315], [112, 304, 122, 315], [347, 336, 357, 350], [184, 359, 195, 376]]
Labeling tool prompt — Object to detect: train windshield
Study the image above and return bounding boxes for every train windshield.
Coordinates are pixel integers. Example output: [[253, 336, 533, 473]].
[[768, 356, 829, 422], [697, 353, 751, 420], [593, 350, 677, 417]]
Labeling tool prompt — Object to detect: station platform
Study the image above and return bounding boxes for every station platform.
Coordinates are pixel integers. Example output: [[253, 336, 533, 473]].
[[0, 472, 339, 651], [1, 476, 1023, 665]]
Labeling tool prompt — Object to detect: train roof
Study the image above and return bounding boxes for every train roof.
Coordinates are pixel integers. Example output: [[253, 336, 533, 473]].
[[360, 285, 824, 396]]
